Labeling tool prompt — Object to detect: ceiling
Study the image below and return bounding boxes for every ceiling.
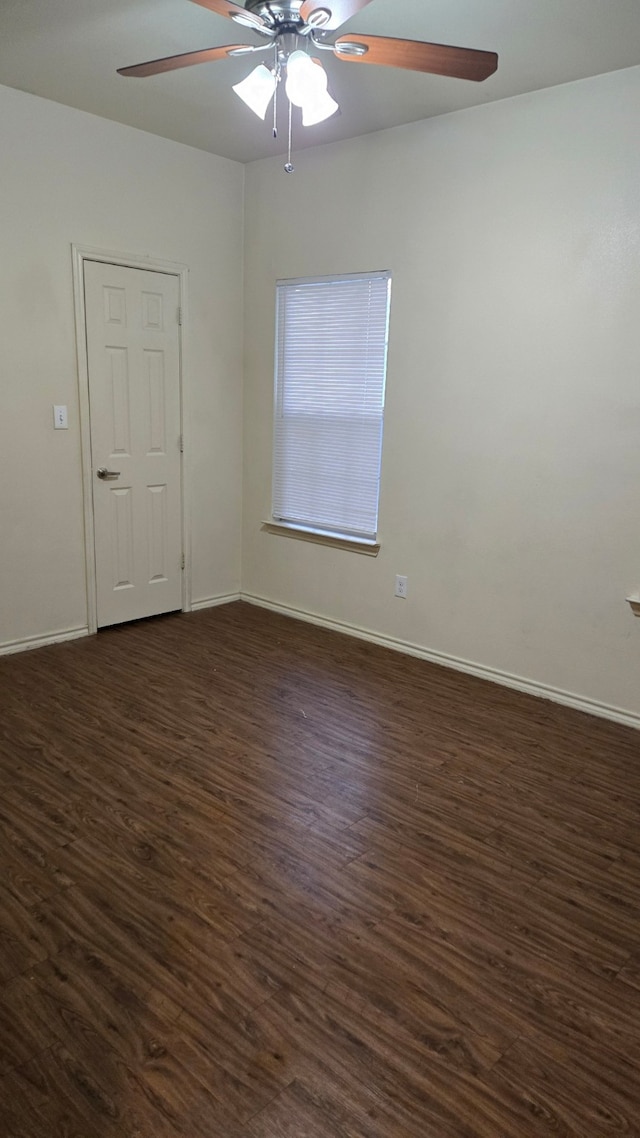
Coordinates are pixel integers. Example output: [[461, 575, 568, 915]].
[[1, 0, 640, 164]]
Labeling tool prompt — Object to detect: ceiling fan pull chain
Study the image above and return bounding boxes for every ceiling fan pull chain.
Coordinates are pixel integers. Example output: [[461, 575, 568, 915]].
[[273, 44, 279, 138], [285, 94, 294, 173]]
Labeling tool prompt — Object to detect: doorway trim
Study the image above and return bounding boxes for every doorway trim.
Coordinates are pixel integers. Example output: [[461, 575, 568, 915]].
[[72, 244, 191, 635]]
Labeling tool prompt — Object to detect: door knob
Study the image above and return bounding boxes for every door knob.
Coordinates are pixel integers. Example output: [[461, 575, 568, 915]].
[[96, 467, 121, 480]]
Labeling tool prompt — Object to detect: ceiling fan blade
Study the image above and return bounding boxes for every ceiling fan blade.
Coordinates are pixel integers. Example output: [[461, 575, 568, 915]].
[[300, 0, 374, 32], [334, 34, 498, 81], [118, 44, 251, 78], [189, 0, 268, 28]]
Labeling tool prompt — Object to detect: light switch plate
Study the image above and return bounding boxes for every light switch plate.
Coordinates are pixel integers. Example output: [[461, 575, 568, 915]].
[[53, 405, 68, 429]]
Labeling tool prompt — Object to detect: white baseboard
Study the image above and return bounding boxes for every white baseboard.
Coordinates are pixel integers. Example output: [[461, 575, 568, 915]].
[[0, 597, 239, 656], [190, 592, 241, 612], [0, 626, 89, 657], [241, 593, 640, 732]]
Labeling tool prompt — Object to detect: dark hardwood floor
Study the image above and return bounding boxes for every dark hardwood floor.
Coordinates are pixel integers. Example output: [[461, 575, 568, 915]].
[[1, 600, 640, 1136]]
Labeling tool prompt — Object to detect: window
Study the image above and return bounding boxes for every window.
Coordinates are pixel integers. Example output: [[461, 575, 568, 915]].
[[272, 270, 391, 545]]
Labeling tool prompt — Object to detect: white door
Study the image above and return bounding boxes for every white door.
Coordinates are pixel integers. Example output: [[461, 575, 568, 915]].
[[84, 260, 183, 628]]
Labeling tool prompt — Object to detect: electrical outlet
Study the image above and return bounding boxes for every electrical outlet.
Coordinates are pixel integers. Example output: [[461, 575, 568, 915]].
[[395, 575, 408, 599]]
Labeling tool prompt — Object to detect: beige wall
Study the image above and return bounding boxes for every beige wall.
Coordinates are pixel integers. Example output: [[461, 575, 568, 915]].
[[242, 66, 640, 720], [0, 85, 244, 648]]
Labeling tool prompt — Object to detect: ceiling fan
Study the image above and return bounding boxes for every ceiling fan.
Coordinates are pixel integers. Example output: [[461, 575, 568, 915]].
[[119, 0, 498, 171]]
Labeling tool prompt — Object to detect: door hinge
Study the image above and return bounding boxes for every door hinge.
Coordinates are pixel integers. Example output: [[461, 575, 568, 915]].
[[177, 306, 183, 326], [179, 435, 184, 453], [181, 553, 185, 570]]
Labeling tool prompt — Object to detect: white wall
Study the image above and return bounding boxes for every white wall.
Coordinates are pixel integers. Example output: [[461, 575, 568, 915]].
[[0, 85, 244, 649], [242, 66, 640, 722]]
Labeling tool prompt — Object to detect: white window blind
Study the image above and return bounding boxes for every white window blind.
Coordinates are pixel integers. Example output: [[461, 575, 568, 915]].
[[272, 271, 391, 542]]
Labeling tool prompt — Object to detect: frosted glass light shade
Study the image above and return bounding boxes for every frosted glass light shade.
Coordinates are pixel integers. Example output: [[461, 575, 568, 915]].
[[285, 50, 339, 125], [232, 64, 277, 119], [302, 89, 339, 126], [285, 50, 316, 108]]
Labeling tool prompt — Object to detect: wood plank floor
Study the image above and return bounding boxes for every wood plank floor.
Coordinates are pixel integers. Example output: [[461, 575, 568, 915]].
[[1, 600, 640, 1137]]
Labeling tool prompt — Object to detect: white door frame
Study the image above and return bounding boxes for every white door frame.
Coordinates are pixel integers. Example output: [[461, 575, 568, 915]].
[[72, 244, 191, 634]]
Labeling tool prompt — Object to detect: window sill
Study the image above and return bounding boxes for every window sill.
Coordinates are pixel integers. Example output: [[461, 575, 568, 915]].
[[262, 522, 380, 557]]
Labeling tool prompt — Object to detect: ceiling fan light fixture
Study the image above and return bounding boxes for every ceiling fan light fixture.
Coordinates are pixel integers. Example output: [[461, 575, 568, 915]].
[[232, 63, 277, 118], [285, 49, 338, 124], [285, 51, 338, 125], [285, 50, 316, 107]]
